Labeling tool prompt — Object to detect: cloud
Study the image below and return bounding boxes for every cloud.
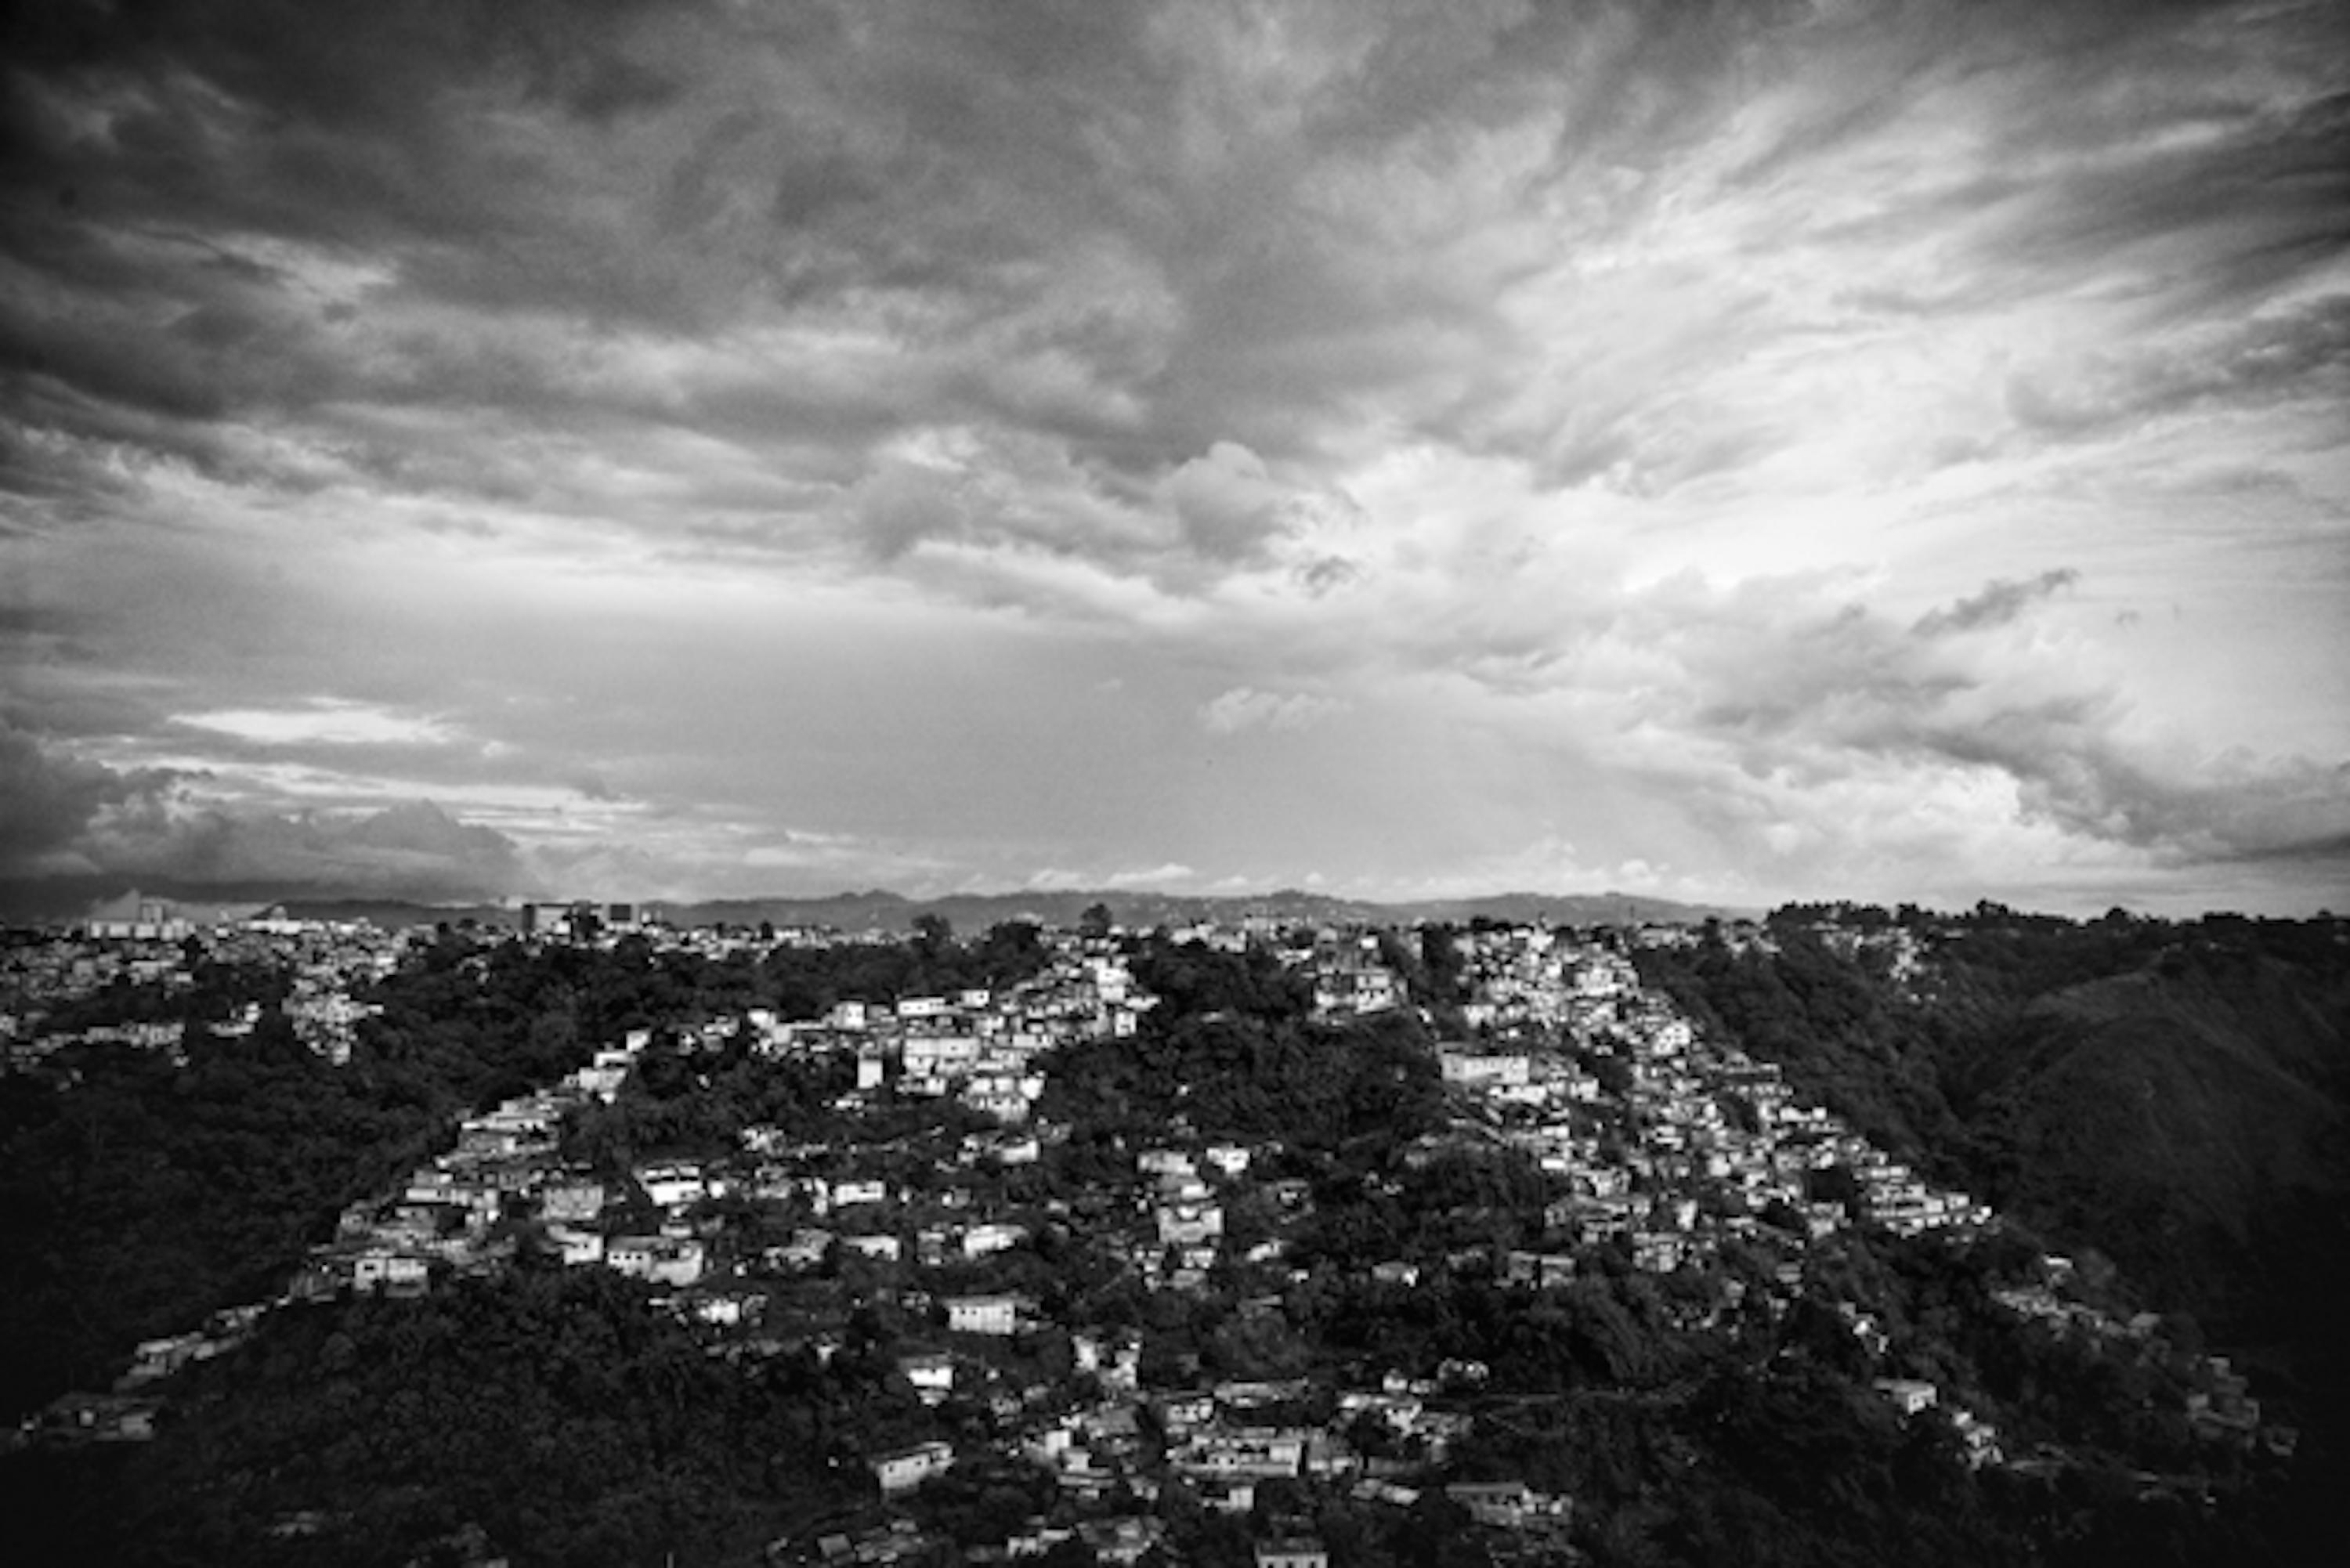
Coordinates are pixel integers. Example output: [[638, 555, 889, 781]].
[[1292, 554, 1365, 595], [1103, 862, 1197, 889], [1198, 688, 1350, 735], [1912, 569, 2080, 637], [1163, 442, 1299, 562], [1600, 572, 2350, 871], [852, 457, 971, 561], [74, 797, 531, 901], [78, 797, 531, 901], [0, 719, 532, 898], [0, 717, 183, 876], [2, 1, 2345, 913], [5, 0, 2341, 591], [2003, 295, 2350, 440], [174, 699, 457, 747]]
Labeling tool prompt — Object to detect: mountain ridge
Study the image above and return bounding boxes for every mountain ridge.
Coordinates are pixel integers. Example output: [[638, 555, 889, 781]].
[[7, 883, 1756, 930]]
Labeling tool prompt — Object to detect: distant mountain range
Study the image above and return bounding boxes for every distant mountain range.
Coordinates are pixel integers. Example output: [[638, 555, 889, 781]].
[[251, 886, 1754, 933]]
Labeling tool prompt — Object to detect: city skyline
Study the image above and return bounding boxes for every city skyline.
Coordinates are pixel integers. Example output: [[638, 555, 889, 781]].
[[4, 0, 2348, 917]]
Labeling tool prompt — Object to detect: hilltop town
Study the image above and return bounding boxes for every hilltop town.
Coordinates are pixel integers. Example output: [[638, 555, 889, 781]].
[[0, 900, 2332, 1566]]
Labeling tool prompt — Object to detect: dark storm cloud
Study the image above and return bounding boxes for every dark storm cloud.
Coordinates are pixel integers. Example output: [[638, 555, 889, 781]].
[[7, 0, 2344, 545], [0, 715, 533, 895], [0, 714, 179, 873], [1, 0, 694, 262], [81, 797, 534, 900], [0, 5, 1650, 502]]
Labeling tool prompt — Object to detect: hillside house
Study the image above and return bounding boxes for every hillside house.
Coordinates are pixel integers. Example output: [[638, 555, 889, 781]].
[[831, 1177, 889, 1209], [540, 1180, 606, 1224], [1077, 1516, 1165, 1566], [352, 1251, 430, 1295], [1440, 1051, 1531, 1089], [962, 1221, 1029, 1258], [607, 1235, 705, 1287], [1444, 1479, 1571, 1529], [944, 1293, 1021, 1335], [551, 1227, 606, 1266], [871, 1440, 955, 1494], [1171, 1426, 1310, 1479], [898, 1352, 955, 1405], [1254, 1538, 1329, 1568], [1875, 1378, 1939, 1418], [634, 1162, 706, 1209], [1156, 1198, 1224, 1248]]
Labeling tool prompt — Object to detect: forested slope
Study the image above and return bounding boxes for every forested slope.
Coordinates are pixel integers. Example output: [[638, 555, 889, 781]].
[[1637, 909, 2350, 1534]]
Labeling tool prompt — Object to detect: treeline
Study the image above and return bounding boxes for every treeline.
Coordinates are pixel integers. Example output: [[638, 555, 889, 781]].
[[3, 1263, 882, 1567], [373, 919, 1052, 1093], [756, 916, 1052, 1021], [1039, 938, 1447, 1154]]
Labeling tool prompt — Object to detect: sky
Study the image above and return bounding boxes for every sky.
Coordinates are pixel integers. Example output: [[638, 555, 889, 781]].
[[2, 0, 2347, 918]]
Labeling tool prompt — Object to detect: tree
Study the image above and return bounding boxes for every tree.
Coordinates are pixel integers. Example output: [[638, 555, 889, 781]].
[[912, 913, 953, 961]]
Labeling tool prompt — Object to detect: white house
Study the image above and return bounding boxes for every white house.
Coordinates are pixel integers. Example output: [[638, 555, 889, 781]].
[[1254, 1539, 1329, 1568], [634, 1162, 706, 1209], [962, 1222, 1029, 1259], [943, 1293, 1020, 1335], [871, 1440, 956, 1494], [606, 1235, 706, 1287], [898, 1352, 956, 1404]]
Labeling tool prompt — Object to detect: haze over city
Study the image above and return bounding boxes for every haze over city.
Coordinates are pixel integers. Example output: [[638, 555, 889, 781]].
[[3, 0, 2347, 916]]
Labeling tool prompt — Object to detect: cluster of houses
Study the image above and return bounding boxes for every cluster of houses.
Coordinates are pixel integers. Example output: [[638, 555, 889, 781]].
[[771, 1103, 1600, 1566], [0, 909, 411, 1071], [0, 926, 189, 999], [1991, 1266, 2290, 1460], [730, 942, 1152, 1126], [295, 1041, 649, 1300], [1423, 926, 2292, 1475], [1, 931, 191, 1069], [1438, 929, 1998, 1260], [1296, 934, 1404, 1022]]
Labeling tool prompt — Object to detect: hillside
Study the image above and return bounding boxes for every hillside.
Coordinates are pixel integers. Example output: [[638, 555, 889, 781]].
[[8, 909, 2341, 1566], [1638, 913, 2350, 1525], [1958, 952, 2350, 1339], [1640, 917, 2350, 1321]]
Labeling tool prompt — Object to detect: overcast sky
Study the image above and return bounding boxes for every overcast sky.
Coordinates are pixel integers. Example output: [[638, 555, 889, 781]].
[[3, 0, 2346, 916]]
